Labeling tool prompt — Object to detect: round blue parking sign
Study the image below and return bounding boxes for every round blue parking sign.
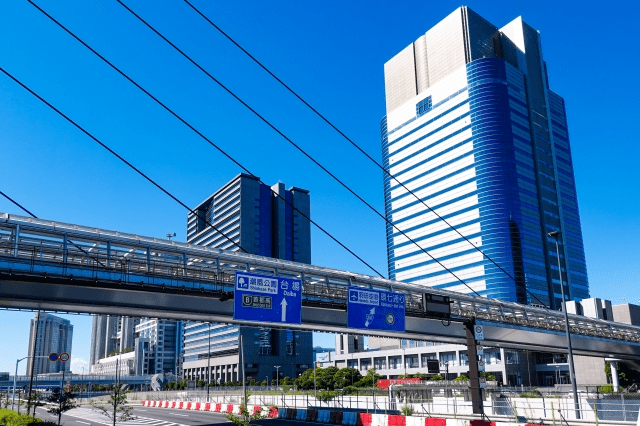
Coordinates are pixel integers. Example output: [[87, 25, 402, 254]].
[[48, 352, 58, 362]]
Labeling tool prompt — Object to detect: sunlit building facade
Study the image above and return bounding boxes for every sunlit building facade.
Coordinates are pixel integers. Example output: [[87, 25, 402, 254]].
[[382, 7, 589, 309], [182, 174, 313, 383]]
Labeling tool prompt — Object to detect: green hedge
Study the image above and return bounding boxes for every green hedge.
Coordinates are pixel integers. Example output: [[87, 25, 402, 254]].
[[0, 408, 55, 426]]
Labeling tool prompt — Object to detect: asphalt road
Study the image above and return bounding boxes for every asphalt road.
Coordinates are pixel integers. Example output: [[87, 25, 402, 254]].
[[32, 405, 297, 426]]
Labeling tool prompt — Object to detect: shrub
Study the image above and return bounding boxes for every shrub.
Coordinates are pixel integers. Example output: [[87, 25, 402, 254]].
[[0, 408, 52, 426], [598, 384, 614, 394], [316, 390, 340, 402], [342, 386, 357, 395], [400, 405, 414, 416]]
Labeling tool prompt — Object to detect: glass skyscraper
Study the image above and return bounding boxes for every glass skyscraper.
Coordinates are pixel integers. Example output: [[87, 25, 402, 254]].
[[382, 7, 589, 309], [182, 174, 313, 384], [27, 312, 73, 375]]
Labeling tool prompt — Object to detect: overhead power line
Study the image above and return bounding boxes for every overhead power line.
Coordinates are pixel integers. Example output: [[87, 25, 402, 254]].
[[112, 1, 488, 297], [33, 0, 479, 295], [24, 1, 385, 279], [0, 190, 37, 218], [0, 67, 248, 255], [182, 1, 548, 307]]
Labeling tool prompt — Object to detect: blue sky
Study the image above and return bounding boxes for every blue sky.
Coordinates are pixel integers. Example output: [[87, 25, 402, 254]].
[[1, 0, 638, 374]]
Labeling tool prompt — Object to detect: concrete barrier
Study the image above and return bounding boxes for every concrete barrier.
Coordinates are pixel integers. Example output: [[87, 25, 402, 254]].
[[371, 413, 387, 426], [135, 401, 555, 426], [387, 415, 405, 426], [268, 406, 279, 418], [318, 410, 331, 423], [342, 412, 357, 425], [307, 409, 319, 422], [357, 413, 372, 426], [296, 409, 307, 420]]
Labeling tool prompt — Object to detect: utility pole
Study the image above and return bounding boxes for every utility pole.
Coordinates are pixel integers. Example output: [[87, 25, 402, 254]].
[[27, 310, 41, 417]]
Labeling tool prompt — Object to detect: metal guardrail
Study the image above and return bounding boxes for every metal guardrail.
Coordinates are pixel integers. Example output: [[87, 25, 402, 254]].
[[2, 212, 640, 346]]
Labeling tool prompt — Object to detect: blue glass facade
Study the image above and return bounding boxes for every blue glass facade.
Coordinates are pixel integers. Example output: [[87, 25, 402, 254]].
[[382, 9, 589, 309], [182, 174, 313, 383]]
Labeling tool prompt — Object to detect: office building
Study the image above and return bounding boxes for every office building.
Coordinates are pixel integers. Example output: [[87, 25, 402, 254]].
[[182, 174, 313, 383], [334, 6, 595, 387], [89, 315, 181, 376], [26, 313, 73, 375], [381, 6, 589, 308], [89, 315, 138, 367], [333, 334, 533, 385]]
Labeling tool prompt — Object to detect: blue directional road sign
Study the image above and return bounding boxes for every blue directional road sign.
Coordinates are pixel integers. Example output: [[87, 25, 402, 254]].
[[234, 271, 302, 325], [347, 287, 405, 332]]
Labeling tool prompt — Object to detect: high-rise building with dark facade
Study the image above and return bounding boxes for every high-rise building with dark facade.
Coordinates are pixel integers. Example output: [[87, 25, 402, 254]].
[[27, 313, 73, 375], [381, 7, 589, 309], [182, 174, 313, 384]]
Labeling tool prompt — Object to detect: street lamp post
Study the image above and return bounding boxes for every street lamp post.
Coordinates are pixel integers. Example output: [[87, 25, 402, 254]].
[[548, 231, 580, 419], [402, 347, 406, 377], [274, 366, 281, 388], [12, 356, 48, 412], [206, 323, 211, 401]]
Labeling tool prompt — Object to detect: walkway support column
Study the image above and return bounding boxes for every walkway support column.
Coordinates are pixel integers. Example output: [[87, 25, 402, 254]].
[[611, 361, 620, 392]]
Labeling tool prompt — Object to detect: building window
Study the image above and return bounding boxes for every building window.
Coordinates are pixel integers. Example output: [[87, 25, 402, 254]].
[[416, 96, 432, 117]]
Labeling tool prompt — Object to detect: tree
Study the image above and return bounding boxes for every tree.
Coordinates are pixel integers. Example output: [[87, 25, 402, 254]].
[[16, 390, 23, 414], [333, 368, 362, 389], [358, 369, 383, 388], [281, 376, 292, 386], [317, 366, 339, 390], [1, 391, 9, 409], [294, 369, 315, 390], [260, 379, 267, 387], [197, 379, 206, 388], [47, 387, 78, 426], [605, 361, 638, 387], [26, 390, 46, 418], [91, 384, 134, 426]]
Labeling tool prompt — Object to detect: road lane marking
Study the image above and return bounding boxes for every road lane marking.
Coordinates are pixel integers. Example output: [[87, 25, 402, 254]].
[[168, 413, 189, 417], [76, 421, 90, 425]]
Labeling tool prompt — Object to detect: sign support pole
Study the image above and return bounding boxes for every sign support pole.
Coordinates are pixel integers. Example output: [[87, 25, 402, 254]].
[[240, 334, 246, 409], [465, 320, 484, 416]]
